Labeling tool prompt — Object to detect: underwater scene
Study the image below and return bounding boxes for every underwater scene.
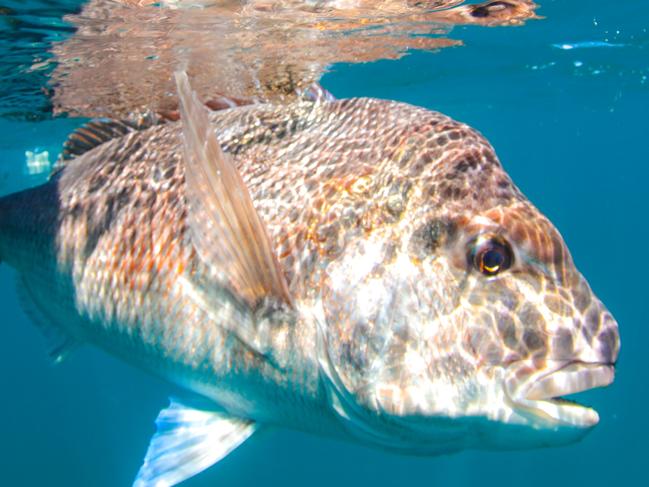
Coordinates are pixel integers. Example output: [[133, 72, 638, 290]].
[[0, 1, 647, 486]]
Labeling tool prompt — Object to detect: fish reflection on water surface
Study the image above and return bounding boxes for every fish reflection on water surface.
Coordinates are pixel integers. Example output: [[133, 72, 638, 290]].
[[48, 0, 540, 119], [0, 71, 619, 486]]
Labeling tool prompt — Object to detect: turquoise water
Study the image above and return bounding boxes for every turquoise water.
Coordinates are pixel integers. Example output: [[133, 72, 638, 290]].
[[0, 1, 647, 486]]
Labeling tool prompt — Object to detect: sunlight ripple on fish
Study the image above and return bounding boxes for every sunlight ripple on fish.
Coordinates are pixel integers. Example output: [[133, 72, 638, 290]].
[[0, 71, 619, 486]]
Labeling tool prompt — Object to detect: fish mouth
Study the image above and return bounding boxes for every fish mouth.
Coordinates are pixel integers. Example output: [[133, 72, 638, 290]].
[[505, 361, 615, 428]]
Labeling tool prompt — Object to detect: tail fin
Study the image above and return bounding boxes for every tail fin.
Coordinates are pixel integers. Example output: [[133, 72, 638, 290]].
[[0, 159, 80, 363], [0, 178, 59, 269]]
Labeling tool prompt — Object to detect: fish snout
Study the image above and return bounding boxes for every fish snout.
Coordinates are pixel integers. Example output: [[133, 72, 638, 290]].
[[592, 307, 619, 366], [542, 271, 620, 367], [501, 276, 620, 428], [572, 297, 620, 367], [503, 284, 619, 427]]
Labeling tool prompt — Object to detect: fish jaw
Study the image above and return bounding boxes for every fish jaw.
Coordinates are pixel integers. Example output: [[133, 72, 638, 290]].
[[503, 360, 615, 429], [314, 351, 614, 454], [457, 360, 617, 451]]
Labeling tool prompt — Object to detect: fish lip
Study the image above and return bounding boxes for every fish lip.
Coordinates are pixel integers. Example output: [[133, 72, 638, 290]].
[[504, 361, 616, 428]]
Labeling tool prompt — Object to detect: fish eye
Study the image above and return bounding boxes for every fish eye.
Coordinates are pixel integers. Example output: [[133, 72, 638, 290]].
[[470, 236, 513, 276]]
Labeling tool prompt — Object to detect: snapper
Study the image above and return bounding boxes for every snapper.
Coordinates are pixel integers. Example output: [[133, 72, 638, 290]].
[[0, 73, 619, 486]]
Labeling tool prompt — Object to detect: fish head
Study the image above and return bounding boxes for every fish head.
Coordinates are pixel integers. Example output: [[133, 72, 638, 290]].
[[318, 118, 619, 452]]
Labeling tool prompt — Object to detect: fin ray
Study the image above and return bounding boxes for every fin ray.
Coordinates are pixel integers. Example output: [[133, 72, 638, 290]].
[[174, 71, 292, 307], [298, 82, 336, 103], [134, 398, 256, 487], [57, 116, 162, 166]]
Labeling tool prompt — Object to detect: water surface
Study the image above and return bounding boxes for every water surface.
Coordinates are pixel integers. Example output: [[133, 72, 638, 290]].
[[0, 1, 647, 485]]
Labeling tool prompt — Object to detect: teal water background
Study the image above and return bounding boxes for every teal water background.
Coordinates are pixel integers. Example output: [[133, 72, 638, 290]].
[[1, 1, 648, 486]]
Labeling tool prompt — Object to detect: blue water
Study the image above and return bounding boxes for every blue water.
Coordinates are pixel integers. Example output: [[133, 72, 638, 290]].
[[0, 1, 647, 486]]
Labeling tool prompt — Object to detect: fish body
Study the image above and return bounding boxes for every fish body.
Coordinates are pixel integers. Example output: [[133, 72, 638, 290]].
[[0, 75, 619, 485]]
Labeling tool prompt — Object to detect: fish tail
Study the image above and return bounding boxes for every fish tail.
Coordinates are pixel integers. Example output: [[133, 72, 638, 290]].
[[0, 184, 80, 363], [0, 182, 59, 269]]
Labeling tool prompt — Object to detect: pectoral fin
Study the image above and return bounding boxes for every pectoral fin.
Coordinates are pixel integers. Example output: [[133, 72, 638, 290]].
[[134, 399, 256, 487], [174, 71, 292, 308]]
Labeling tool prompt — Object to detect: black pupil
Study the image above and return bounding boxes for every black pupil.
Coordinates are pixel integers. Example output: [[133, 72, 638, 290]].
[[483, 248, 504, 270], [468, 237, 513, 276]]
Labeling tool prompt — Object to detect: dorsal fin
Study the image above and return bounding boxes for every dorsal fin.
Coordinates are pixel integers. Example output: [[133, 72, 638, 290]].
[[297, 82, 336, 103], [54, 82, 333, 173], [57, 114, 164, 165]]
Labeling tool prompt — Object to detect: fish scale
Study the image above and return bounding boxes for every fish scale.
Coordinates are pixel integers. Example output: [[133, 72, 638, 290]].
[[0, 75, 619, 487]]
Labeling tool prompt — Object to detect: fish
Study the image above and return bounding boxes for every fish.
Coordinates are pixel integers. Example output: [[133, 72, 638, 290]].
[[0, 72, 619, 486]]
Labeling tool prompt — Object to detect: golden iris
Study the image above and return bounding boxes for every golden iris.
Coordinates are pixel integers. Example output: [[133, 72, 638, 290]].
[[472, 237, 513, 276]]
